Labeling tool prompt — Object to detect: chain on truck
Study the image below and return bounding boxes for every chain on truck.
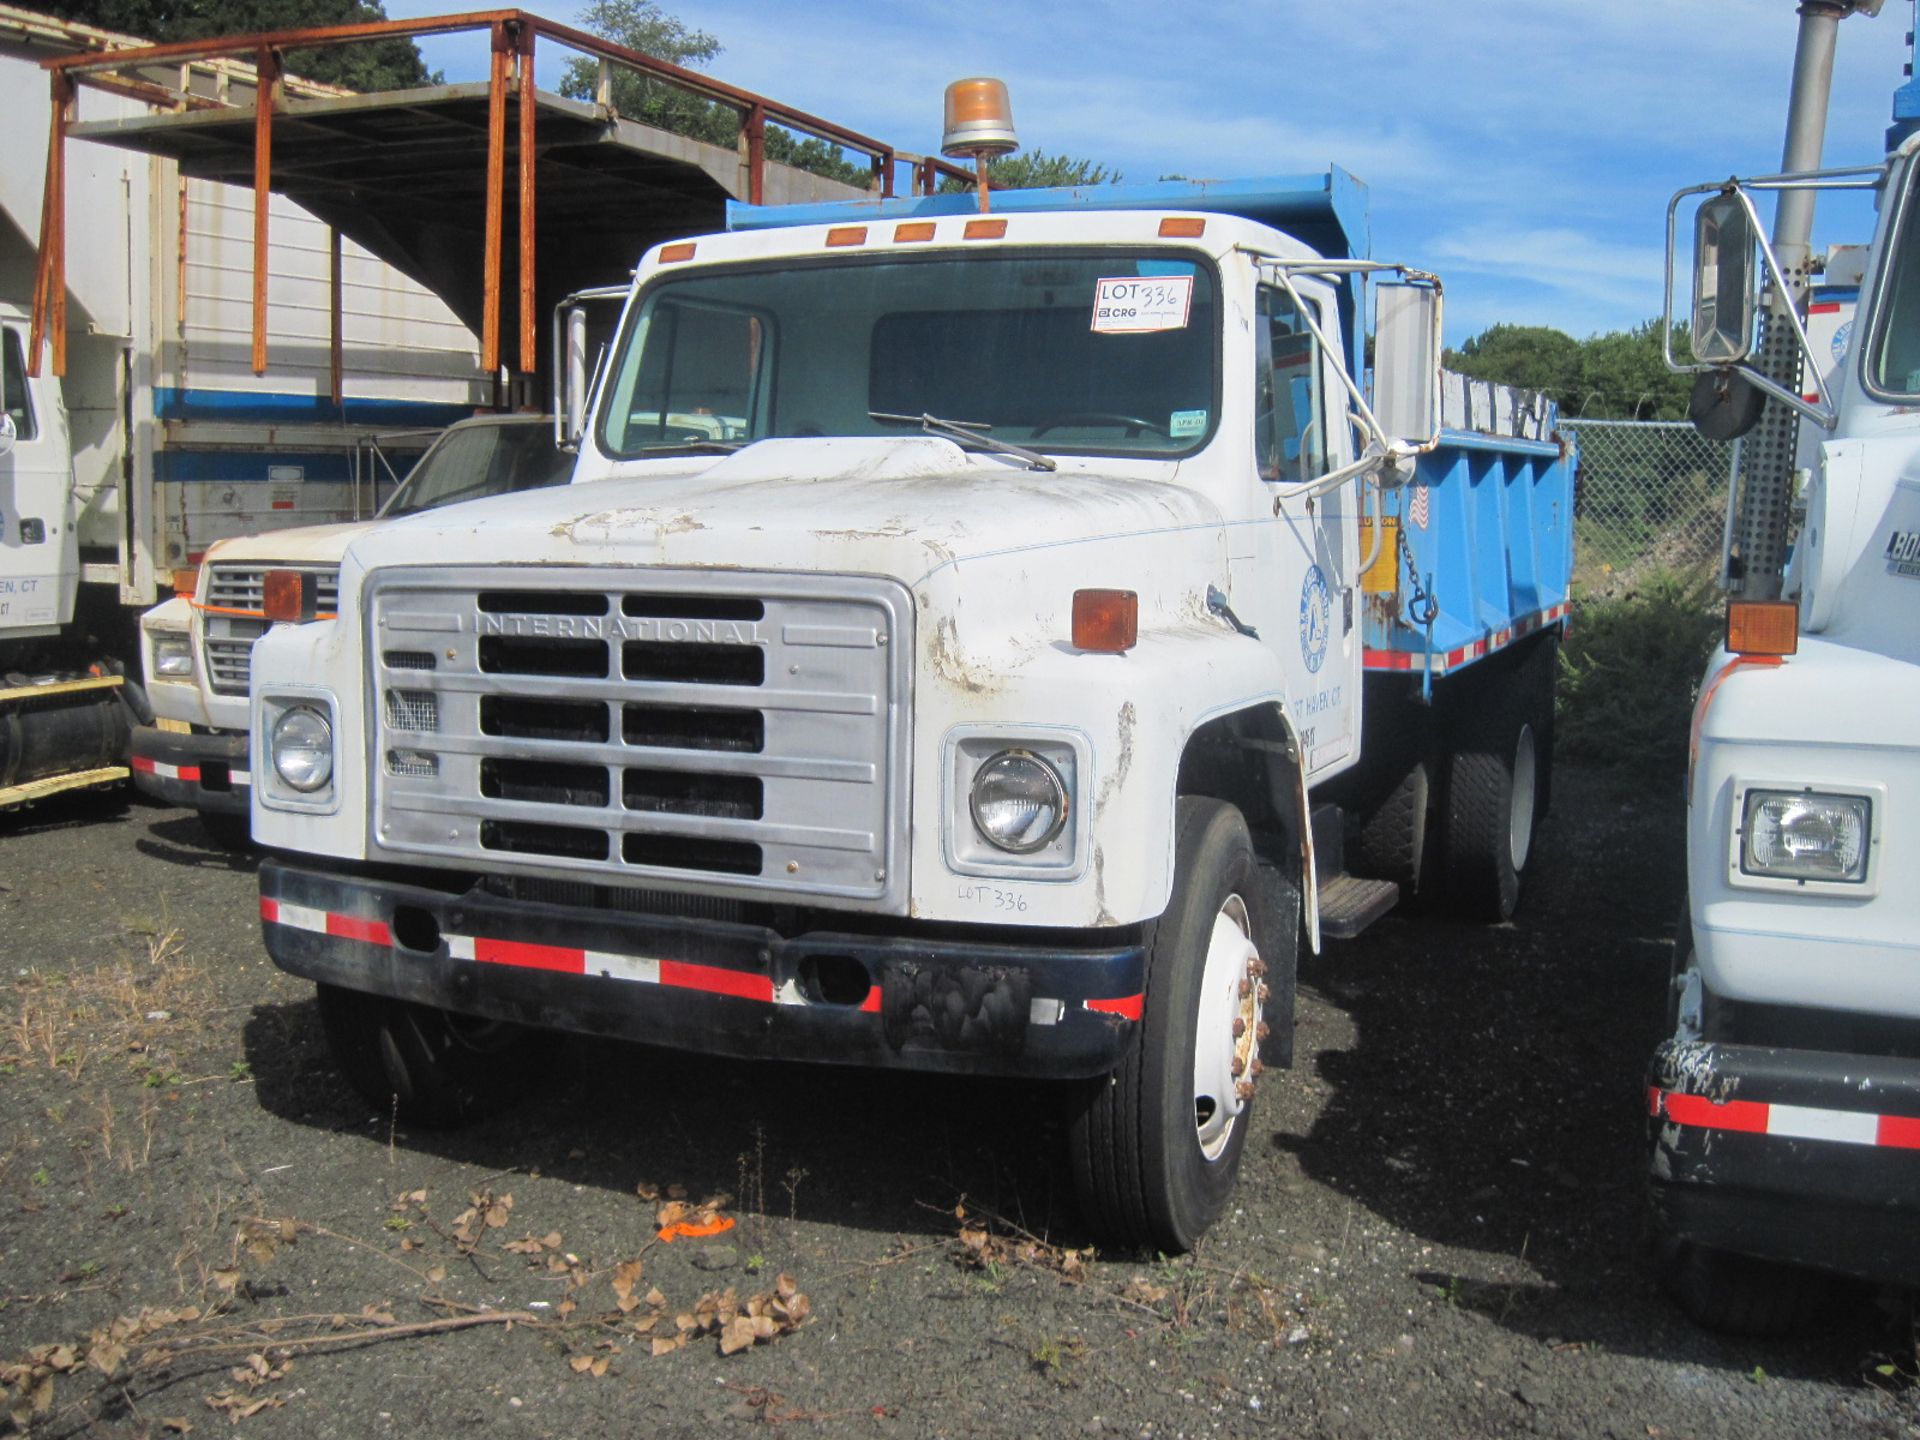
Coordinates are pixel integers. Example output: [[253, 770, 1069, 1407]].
[[1649, 0, 1920, 1334], [240, 85, 1576, 1253]]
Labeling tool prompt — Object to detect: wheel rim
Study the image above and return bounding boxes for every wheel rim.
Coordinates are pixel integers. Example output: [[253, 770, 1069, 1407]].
[[1191, 893, 1265, 1162], [1508, 723, 1537, 874]]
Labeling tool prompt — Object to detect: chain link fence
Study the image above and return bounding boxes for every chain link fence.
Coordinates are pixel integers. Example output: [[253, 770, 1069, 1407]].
[[1561, 420, 1734, 594]]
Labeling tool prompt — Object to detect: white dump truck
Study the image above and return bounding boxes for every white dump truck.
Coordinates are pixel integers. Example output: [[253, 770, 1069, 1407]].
[[132, 413, 572, 842], [1650, 2, 1920, 1332], [242, 173, 1575, 1252]]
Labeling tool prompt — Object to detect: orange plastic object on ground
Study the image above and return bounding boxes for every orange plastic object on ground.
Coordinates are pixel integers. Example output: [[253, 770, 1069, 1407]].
[[658, 1215, 737, 1243]]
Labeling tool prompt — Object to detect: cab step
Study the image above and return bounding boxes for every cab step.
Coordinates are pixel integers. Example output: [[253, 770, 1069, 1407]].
[[1317, 873, 1400, 940]]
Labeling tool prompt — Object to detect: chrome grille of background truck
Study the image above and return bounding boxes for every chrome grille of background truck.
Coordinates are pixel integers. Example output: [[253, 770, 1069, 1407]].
[[365, 567, 912, 911], [203, 565, 342, 697]]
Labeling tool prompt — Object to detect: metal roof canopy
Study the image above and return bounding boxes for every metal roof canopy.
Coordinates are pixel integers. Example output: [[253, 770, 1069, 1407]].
[[27, 8, 973, 389], [69, 83, 776, 371]]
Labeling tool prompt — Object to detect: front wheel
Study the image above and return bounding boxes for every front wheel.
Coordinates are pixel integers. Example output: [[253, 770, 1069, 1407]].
[[315, 984, 559, 1127], [1067, 798, 1298, 1252]]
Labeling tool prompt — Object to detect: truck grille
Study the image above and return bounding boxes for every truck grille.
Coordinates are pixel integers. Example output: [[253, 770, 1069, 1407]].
[[201, 563, 341, 697], [365, 567, 912, 910]]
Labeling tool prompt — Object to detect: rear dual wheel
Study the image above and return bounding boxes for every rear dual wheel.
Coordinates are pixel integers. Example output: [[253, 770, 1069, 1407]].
[[1068, 798, 1298, 1252], [1440, 641, 1557, 922]]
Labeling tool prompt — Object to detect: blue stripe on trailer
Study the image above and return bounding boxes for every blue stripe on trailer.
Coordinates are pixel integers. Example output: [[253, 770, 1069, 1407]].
[[154, 387, 474, 427], [152, 449, 422, 484]]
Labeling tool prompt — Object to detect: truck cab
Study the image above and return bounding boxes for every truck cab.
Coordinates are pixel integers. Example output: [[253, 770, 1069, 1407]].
[[1652, 132, 1920, 1331], [132, 413, 573, 840]]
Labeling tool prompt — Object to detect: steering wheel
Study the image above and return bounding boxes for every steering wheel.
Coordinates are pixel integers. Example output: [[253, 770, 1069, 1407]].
[[1031, 412, 1169, 438]]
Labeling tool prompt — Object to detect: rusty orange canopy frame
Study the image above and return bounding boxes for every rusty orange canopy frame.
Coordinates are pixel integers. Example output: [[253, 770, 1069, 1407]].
[[27, 8, 974, 382]]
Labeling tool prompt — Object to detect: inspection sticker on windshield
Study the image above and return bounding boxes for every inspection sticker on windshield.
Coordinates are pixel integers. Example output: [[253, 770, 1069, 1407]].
[[1092, 276, 1194, 333]]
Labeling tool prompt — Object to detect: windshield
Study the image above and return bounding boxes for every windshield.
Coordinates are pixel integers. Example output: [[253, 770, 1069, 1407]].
[[1870, 160, 1920, 397], [596, 250, 1219, 460], [381, 422, 574, 518]]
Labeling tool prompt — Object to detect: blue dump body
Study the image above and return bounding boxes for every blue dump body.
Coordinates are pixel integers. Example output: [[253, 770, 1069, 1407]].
[[1368, 431, 1575, 678], [729, 173, 1575, 679]]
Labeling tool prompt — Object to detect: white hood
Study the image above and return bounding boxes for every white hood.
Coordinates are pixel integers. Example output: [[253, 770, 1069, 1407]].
[[346, 437, 1220, 588], [203, 519, 382, 567]]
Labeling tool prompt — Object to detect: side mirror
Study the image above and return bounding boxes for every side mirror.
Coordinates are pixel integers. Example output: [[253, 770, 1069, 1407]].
[[1690, 193, 1757, 365], [1372, 283, 1440, 450], [550, 285, 627, 452]]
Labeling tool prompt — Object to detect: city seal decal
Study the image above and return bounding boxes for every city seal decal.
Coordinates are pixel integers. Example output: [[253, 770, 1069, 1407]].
[[1887, 529, 1920, 579], [1299, 564, 1331, 674]]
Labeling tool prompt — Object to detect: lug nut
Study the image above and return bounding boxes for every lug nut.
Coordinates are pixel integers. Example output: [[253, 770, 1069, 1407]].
[[1230, 1056, 1245, 1077], [1248, 959, 1267, 977], [1238, 979, 1253, 999], [1232, 1017, 1247, 1038], [1235, 1080, 1256, 1101], [1256, 1021, 1271, 1041], [1251, 1059, 1265, 1077]]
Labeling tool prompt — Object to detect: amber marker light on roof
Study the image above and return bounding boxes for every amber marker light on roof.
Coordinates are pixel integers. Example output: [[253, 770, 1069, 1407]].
[[1158, 217, 1207, 238], [826, 226, 868, 247], [893, 222, 936, 243], [658, 242, 696, 263], [964, 218, 1008, 240], [1073, 590, 1139, 653], [262, 570, 310, 625], [1727, 600, 1798, 657]]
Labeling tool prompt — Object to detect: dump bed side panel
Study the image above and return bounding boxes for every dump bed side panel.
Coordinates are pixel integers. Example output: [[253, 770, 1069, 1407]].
[[1361, 377, 1574, 675]]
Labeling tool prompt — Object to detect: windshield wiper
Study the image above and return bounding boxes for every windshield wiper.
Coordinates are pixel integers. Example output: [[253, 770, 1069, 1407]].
[[637, 439, 748, 454], [868, 411, 1056, 472]]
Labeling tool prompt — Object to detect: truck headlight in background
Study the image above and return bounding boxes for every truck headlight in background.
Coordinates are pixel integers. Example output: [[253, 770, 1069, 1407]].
[[1740, 789, 1871, 883], [271, 705, 334, 793], [151, 635, 194, 679], [970, 750, 1069, 853]]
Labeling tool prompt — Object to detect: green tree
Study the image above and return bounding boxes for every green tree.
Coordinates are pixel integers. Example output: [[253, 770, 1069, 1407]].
[[558, 0, 871, 188], [940, 149, 1121, 193], [1446, 324, 1583, 408], [41, 0, 433, 91]]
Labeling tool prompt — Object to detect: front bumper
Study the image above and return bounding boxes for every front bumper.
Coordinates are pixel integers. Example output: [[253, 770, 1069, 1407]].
[[260, 859, 1147, 1079], [1647, 1037, 1920, 1286], [129, 726, 249, 814]]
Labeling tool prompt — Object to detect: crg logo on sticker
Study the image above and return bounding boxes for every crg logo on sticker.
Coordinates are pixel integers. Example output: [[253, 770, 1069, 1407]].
[[1298, 565, 1331, 674], [1886, 529, 1920, 578], [1091, 276, 1194, 334]]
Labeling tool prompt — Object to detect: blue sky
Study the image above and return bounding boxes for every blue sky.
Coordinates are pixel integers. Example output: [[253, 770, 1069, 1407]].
[[390, 0, 1914, 345]]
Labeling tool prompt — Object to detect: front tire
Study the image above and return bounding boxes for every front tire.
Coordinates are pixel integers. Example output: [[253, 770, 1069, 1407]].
[[1067, 798, 1298, 1253], [315, 984, 559, 1127], [1656, 1237, 1834, 1337]]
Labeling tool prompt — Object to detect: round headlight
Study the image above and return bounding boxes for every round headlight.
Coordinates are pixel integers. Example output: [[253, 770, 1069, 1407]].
[[271, 705, 334, 793], [969, 750, 1068, 854]]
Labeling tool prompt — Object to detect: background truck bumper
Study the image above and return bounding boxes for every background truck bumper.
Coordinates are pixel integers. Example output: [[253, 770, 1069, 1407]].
[[1647, 1037, 1920, 1287], [259, 859, 1148, 1080], [129, 726, 249, 814]]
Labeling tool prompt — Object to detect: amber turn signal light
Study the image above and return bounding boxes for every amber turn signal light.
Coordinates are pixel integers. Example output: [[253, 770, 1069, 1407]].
[[1073, 589, 1138, 653], [1726, 599, 1797, 657], [170, 566, 200, 597], [262, 569, 311, 624]]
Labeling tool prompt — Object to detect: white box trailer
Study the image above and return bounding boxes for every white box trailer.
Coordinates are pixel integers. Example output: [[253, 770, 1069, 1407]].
[[0, 5, 482, 806]]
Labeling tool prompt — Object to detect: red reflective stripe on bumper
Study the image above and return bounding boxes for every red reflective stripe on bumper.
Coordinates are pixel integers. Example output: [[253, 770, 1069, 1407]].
[[131, 755, 157, 774], [660, 960, 773, 1002], [859, 988, 883, 1013], [260, 897, 279, 924], [1660, 1091, 1771, 1134], [1085, 994, 1144, 1021], [1878, 1114, 1920, 1150], [327, 914, 393, 946], [474, 938, 585, 974]]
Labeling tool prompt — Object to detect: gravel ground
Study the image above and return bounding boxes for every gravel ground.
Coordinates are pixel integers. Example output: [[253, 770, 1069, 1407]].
[[0, 769, 1914, 1439]]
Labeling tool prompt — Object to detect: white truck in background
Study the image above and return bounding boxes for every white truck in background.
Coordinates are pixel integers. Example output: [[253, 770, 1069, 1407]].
[[0, 6, 480, 810], [133, 414, 573, 842], [1650, 0, 1920, 1332], [243, 172, 1576, 1252]]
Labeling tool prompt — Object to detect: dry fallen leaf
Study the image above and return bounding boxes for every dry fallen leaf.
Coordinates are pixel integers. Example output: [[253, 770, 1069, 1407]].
[[1122, 1276, 1170, 1306], [612, 1258, 645, 1313]]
